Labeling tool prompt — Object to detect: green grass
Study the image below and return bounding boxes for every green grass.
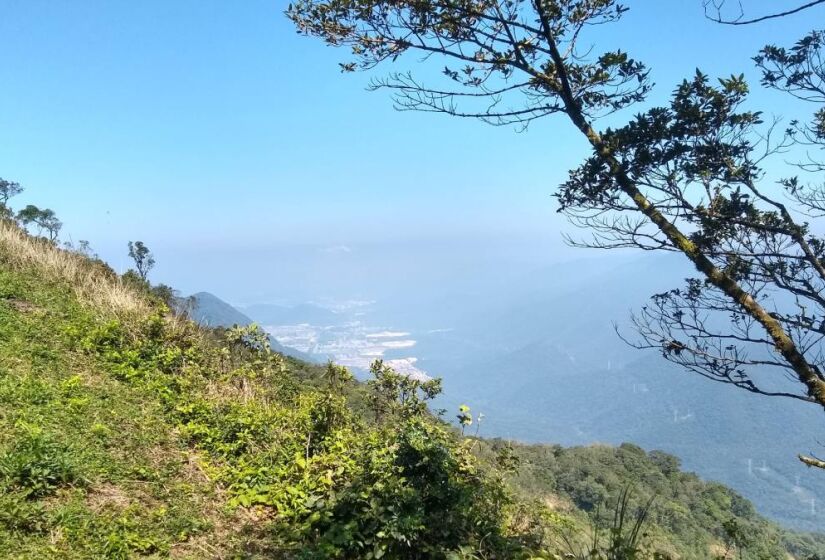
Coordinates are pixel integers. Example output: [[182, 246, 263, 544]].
[[0, 269, 235, 559], [0, 252, 528, 559]]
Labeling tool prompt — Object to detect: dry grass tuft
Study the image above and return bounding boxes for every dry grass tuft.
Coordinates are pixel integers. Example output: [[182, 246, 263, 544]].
[[4, 297, 42, 313], [85, 483, 133, 513], [0, 221, 148, 317], [542, 493, 574, 513]]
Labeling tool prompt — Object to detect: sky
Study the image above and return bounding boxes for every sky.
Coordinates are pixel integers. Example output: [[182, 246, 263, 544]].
[[0, 0, 818, 300]]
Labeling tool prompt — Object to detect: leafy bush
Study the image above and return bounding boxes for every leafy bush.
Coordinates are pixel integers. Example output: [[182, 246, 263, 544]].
[[0, 424, 82, 499], [297, 419, 515, 559], [0, 491, 48, 533], [562, 488, 658, 560]]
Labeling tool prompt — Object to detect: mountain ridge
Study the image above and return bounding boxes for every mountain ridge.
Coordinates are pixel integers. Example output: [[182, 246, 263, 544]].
[[184, 291, 320, 362]]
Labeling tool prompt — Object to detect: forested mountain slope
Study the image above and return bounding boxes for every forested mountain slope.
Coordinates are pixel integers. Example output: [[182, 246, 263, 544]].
[[1, 222, 824, 559], [407, 255, 825, 531]]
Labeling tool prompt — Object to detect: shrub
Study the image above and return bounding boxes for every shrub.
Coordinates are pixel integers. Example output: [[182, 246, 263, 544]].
[[0, 424, 82, 498], [0, 491, 48, 533]]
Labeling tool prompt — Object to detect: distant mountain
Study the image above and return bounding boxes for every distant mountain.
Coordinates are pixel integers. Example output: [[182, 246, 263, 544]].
[[241, 302, 342, 326], [184, 292, 320, 363], [400, 254, 825, 531], [186, 292, 252, 328]]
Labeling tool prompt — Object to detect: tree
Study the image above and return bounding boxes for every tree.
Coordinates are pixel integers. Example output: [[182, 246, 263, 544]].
[[127, 241, 155, 281], [0, 178, 23, 210], [368, 359, 442, 420], [16, 204, 62, 242], [64, 239, 97, 259], [288, 1, 825, 467]]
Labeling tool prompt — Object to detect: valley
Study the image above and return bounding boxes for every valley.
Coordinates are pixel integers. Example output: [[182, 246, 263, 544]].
[[192, 253, 825, 532], [264, 321, 430, 380]]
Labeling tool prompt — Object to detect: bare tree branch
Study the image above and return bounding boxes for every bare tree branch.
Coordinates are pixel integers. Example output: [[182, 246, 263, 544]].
[[704, 0, 825, 25]]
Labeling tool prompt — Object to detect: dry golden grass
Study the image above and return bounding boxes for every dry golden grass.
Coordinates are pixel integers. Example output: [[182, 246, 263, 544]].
[[0, 221, 149, 316]]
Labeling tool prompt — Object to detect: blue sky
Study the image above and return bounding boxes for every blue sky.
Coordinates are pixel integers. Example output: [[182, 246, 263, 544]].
[[0, 0, 817, 298]]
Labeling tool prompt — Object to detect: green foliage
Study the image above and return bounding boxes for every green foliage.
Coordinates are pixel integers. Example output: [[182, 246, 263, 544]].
[[127, 240, 155, 281], [69, 283, 524, 557], [0, 178, 23, 215], [487, 440, 825, 558], [457, 404, 473, 432], [123, 324, 517, 554], [299, 418, 516, 559], [562, 488, 656, 560], [150, 283, 176, 306], [0, 491, 48, 534], [368, 359, 443, 421], [0, 423, 82, 499], [15, 205, 62, 242], [0, 267, 219, 558], [226, 322, 272, 354], [287, 0, 651, 124]]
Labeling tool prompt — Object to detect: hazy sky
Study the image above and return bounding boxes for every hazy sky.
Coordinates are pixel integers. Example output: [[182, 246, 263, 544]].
[[0, 1, 817, 298]]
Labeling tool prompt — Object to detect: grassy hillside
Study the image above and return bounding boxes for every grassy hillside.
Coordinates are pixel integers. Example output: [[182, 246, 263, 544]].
[[1, 222, 824, 559]]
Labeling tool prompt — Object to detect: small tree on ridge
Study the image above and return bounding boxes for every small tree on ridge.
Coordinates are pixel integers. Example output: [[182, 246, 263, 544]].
[[128, 241, 155, 281]]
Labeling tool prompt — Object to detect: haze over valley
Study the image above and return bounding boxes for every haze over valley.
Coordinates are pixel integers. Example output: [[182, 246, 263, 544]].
[[190, 249, 825, 531]]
